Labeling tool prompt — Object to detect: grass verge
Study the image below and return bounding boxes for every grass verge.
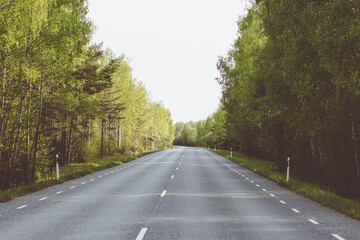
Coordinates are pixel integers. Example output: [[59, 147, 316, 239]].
[[0, 150, 161, 203], [211, 149, 360, 220]]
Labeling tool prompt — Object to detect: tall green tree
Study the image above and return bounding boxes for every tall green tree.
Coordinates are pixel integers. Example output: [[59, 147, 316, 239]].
[[215, 0, 360, 198]]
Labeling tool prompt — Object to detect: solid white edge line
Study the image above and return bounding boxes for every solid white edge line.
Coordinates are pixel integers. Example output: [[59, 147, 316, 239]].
[[308, 219, 319, 225], [331, 234, 346, 240], [17, 205, 27, 209], [160, 190, 167, 197], [39, 197, 48, 201], [135, 228, 148, 240]]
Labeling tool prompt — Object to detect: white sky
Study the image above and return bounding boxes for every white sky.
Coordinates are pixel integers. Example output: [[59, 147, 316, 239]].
[[87, 0, 250, 123]]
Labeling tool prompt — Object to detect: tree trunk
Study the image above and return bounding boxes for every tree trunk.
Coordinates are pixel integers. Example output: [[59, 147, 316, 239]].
[[31, 107, 43, 182], [273, 122, 287, 171], [0, 44, 9, 189], [11, 80, 26, 172], [66, 119, 73, 164], [31, 87, 44, 182], [115, 120, 118, 147], [339, 136, 347, 196], [11, 25, 33, 181], [108, 114, 111, 155], [60, 123, 67, 166], [88, 122, 91, 146], [350, 114, 360, 183], [100, 118, 104, 159], [144, 132, 147, 152], [118, 124, 122, 150], [26, 84, 31, 183], [0, 41, 8, 144]]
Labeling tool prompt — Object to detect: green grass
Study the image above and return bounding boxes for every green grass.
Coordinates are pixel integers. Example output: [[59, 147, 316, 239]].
[[211, 149, 360, 220], [0, 180, 61, 203], [0, 150, 161, 203]]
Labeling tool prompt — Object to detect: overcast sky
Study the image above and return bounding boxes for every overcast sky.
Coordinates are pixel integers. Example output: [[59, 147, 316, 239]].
[[87, 0, 250, 123]]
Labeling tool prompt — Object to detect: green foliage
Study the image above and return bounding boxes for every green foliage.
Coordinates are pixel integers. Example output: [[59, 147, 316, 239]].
[[0, 0, 175, 191], [215, 0, 360, 199], [174, 105, 226, 147]]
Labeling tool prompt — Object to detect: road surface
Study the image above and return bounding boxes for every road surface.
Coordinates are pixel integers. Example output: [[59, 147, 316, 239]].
[[0, 147, 359, 239]]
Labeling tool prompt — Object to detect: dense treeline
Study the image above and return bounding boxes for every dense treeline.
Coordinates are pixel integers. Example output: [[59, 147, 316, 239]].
[[173, 106, 226, 147], [177, 0, 360, 199], [0, 0, 174, 190]]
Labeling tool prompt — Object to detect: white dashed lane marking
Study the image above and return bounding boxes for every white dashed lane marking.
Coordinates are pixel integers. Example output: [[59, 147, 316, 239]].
[[39, 197, 48, 201], [171, 175, 175, 179], [81, 182, 86, 185], [17, 205, 27, 210], [308, 219, 319, 225], [208, 151, 352, 240], [331, 233, 346, 240], [70, 186, 76, 189], [55, 191, 63, 195], [160, 190, 167, 197], [135, 228, 148, 240], [292, 208, 300, 213]]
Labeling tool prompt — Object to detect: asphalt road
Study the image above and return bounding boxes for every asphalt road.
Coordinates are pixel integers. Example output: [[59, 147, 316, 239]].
[[0, 147, 359, 240]]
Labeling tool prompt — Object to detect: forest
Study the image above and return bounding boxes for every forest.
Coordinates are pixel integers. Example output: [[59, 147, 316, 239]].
[[174, 0, 360, 199], [0, 0, 175, 190]]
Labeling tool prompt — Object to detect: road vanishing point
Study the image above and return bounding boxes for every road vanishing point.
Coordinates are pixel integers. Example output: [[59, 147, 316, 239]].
[[0, 147, 359, 240]]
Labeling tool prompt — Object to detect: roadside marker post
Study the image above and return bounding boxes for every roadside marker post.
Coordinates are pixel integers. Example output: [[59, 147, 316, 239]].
[[56, 154, 59, 180], [286, 157, 290, 182]]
